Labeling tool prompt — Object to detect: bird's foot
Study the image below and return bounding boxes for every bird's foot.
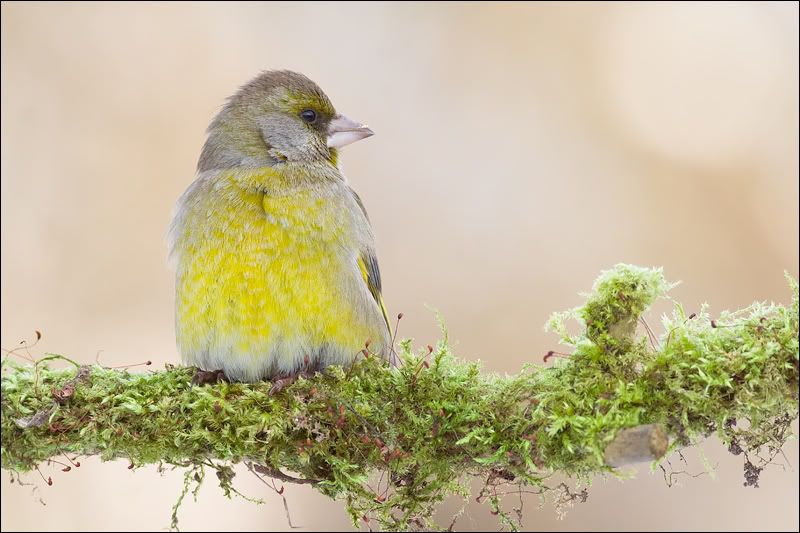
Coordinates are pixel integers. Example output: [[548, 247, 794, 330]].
[[191, 368, 229, 386], [268, 375, 296, 395], [268, 370, 316, 396]]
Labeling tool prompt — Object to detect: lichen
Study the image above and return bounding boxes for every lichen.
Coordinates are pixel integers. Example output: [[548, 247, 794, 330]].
[[2, 264, 797, 531]]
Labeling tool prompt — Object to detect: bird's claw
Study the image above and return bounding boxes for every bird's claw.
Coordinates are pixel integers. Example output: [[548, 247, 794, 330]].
[[191, 368, 228, 386], [268, 370, 316, 395], [269, 375, 297, 395]]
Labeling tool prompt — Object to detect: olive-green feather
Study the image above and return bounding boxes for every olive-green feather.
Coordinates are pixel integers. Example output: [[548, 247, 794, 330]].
[[358, 252, 391, 338], [350, 187, 392, 337]]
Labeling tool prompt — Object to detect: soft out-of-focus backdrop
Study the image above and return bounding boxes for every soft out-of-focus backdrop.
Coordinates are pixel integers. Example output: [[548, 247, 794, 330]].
[[2, 2, 798, 531]]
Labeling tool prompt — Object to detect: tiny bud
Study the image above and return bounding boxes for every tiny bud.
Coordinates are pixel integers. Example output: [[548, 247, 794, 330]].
[[365, 339, 371, 348], [361, 349, 370, 358], [423, 361, 429, 368], [490, 509, 499, 516], [47, 477, 53, 486], [74, 462, 81, 468], [145, 360, 152, 366], [128, 463, 134, 470], [374, 438, 384, 448], [62, 466, 71, 472], [362, 515, 370, 524], [688, 313, 697, 319], [277, 486, 284, 495], [426, 344, 433, 354], [711, 320, 718, 328], [375, 494, 386, 503], [397, 313, 404, 320], [35, 330, 42, 340], [543, 350, 555, 363]]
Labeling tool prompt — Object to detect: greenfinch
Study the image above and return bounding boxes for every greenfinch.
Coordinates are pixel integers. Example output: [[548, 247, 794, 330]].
[[168, 70, 393, 384]]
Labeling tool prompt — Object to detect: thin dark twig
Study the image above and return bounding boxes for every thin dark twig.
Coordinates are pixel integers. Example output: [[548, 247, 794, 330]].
[[248, 462, 319, 485], [639, 317, 659, 350], [246, 463, 299, 529]]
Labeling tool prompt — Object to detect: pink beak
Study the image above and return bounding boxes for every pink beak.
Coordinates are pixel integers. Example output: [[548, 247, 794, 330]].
[[327, 114, 374, 149]]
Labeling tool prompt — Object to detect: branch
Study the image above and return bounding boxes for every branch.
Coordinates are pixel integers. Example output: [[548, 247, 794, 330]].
[[2, 265, 798, 531], [602, 424, 668, 467]]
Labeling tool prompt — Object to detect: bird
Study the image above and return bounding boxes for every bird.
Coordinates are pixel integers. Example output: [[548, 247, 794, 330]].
[[167, 70, 394, 387]]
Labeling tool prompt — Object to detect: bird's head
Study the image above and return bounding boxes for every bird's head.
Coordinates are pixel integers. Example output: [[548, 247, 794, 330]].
[[198, 70, 373, 172]]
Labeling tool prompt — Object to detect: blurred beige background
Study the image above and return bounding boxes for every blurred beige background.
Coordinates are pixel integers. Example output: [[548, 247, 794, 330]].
[[1, 1, 798, 531]]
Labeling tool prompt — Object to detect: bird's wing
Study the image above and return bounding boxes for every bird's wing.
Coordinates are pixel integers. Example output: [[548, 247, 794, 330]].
[[350, 188, 392, 338], [357, 250, 392, 337]]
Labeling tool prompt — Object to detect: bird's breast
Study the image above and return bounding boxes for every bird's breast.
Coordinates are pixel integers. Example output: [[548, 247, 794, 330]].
[[172, 174, 378, 378]]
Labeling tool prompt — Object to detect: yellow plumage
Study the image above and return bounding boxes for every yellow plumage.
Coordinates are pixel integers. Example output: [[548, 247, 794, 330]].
[[170, 164, 391, 382], [169, 71, 393, 383]]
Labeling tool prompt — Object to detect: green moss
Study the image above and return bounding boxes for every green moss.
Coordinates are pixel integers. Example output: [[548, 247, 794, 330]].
[[2, 264, 797, 531]]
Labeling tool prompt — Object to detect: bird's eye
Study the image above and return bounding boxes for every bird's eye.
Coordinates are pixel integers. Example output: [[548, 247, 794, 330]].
[[300, 109, 317, 123]]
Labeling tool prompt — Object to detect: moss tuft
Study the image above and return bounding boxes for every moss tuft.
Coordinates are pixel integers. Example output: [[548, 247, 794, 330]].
[[2, 265, 797, 531]]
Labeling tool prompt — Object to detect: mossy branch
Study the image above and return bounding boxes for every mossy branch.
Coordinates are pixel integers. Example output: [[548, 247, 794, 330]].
[[2, 265, 798, 531]]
